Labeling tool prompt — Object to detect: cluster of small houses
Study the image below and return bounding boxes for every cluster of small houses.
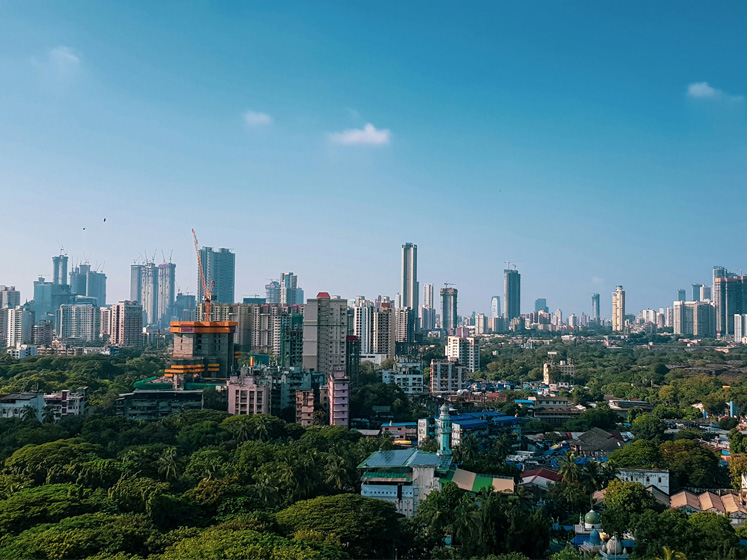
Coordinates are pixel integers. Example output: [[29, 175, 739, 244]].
[[358, 405, 747, 556]]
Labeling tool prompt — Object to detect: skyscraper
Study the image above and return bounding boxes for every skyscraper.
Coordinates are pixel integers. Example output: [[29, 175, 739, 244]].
[[130, 264, 144, 303], [713, 274, 747, 338], [302, 292, 347, 374], [52, 253, 68, 286], [676, 289, 686, 302], [0, 286, 20, 308], [423, 283, 434, 309], [534, 298, 548, 313], [69, 264, 106, 306], [353, 301, 374, 354], [440, 286, 458, 332], [198, 246, 236, 304], [158, 262, 176, 327], [612, 286, 625, 332], [692, 284, 703, 301], [490, 296, 501, 318], [141, 262, 158, 326], [591, 293, 600, 324], [280, 272, 303, 305], [504, 269, 521, 321], [401, 243, 418, 311], [265, 281, 280, 304], [57, 304, 99, 342]]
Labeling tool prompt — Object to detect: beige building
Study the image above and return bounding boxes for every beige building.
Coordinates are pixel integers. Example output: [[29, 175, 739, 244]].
[[612, 286, 625, 332], [302, 293, 347, 374], [372, 308, 396, 359], [430, 359, 467, 393]]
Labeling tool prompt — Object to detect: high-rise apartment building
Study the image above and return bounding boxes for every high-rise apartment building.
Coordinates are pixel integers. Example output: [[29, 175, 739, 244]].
[[419, 306, 436, 331], [504, 269, 521, 321], [158, 262, 176, 328], [713, 274, 747, 338], [302, 293, 347, 374], [372, 307, 396, 359], [446, 336, 480, 373], [612, 286, 625, 332], [130, 264, 144, 303], [490, 296, 501, 318], [353, 302, 374, 354], [673, 301, 716, 338], [198, 246, 235, 304], [57, 304, 100, 342], [141, 262, 159, 326], [110, 301, 143, 347], [440, 287, 458, 332], [423, 283, 434, 309], [591, 293, 601, 325], [395, 307, 414, 343], [0, 286, 20, 309], [328, 366, 350, 427], [534, 298, 548, 313], [401, 243, 418, 311], [7, 306, 34, 347], [52, 253, 68, 286]]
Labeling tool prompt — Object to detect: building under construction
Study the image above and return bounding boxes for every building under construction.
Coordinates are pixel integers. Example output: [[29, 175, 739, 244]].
[[165, 320, 240, 383]]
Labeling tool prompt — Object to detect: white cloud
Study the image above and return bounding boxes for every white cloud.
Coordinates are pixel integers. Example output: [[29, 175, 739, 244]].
[[49, 46, 81, 69], [329, 123, 391, 146], [243, 110, 272, 126], [687, 81, 743, 102]]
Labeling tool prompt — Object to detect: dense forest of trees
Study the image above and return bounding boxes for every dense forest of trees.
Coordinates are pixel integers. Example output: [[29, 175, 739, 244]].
[[3, 340, 747, 558]]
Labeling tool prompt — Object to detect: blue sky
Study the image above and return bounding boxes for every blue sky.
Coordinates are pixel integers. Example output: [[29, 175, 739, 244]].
[[1, 2, 746, 318]]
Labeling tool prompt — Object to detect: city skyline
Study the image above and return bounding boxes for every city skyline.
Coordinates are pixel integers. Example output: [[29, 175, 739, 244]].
[[1, 3, 746, 316]]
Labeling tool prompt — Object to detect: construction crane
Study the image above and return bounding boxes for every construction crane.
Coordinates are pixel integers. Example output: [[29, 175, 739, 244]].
[[192, 228, 214, 319], [504, 260, 522, 270]]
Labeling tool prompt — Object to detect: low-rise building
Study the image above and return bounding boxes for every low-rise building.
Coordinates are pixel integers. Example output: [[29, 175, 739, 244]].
[[227, 374, 270, 415], [361, 405, 514, 517], [0, 393, 44, 421], [6, 344, 38, 359], [617, 468, 670, 495], [671, 490, 747, 526], [380, 421, 418, 442], [43, 389, 87, 419], [430, 359, 466, 393], [115, 389, 203, 420], [380, 369, 425, 395]]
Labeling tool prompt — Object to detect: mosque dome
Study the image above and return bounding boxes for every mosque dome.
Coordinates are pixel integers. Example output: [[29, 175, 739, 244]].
[[584, 510, 601, 525], [606, 535, 623, 555], [589, 529, 601, 546]]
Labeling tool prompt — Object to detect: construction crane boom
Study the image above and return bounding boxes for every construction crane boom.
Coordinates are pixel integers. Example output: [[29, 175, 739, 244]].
[[192, 229, 214, 319]]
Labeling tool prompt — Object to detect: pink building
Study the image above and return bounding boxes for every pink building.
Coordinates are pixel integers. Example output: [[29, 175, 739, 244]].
[[328, 366, 350, 427], [227, 374, 270, 416]]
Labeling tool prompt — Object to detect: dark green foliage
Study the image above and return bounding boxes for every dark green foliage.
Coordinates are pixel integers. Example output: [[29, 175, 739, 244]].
[[276, 494, 399, 558]]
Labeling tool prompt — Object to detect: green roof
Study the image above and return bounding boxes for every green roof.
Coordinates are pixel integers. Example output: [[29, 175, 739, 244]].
[[361, 471, 412, 482]]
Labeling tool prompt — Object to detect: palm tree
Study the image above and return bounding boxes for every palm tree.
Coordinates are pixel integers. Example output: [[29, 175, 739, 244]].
[[157, 447, 180, 482], [493, 434, 512, 460], [580, 460, 605, 493], [559, 451, 581, 485], [655, 546, 687, 560], [324, 454, 348, 491], [42, 406, 56, 424], [21, 405, 38, 423]]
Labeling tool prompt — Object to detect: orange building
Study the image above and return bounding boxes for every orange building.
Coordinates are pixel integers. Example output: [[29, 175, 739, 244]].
[[166, 321, 239, 382]]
